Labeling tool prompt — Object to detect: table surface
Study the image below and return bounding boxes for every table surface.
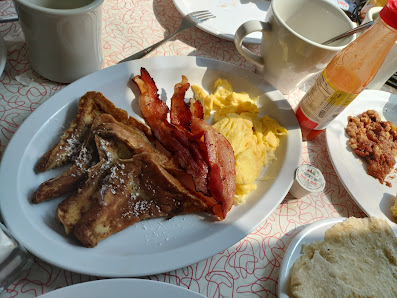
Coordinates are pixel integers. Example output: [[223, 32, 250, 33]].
[[0, 0, 396, 297]]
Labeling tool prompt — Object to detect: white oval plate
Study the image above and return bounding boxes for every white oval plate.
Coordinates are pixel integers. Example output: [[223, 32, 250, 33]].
[[38, 278, 206, 298], [0, 56, 301, 277], [325, 90, 397, 229], [172, 0, 271, 44], [277, 217, 346, 297]]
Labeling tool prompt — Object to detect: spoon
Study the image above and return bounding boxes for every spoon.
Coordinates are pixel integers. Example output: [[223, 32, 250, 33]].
[[322, 21, 374, 45]]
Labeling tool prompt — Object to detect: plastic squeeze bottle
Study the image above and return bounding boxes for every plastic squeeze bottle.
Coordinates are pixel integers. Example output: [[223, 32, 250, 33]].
[[295, 0, 397, 141]]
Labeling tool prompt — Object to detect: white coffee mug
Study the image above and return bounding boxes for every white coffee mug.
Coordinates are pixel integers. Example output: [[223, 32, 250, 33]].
[[234, 0, 356, 94], [364, 7, 397, 90], [13, 0, 104, 83]]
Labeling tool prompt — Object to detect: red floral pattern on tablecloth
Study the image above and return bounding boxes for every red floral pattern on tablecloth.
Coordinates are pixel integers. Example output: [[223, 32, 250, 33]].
[[0, 0, 379, 297]]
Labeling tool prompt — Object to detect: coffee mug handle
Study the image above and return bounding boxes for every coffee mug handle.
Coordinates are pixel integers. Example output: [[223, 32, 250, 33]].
[[234, 20, 271, 66]]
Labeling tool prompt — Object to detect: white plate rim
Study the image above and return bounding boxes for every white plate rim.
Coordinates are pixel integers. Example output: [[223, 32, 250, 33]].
[[325, 89, 397, 229], [0, 56, 301, 277], [172, 0, 271, 44], [277, 217, 346, 297], [38, 278, 206, 298]]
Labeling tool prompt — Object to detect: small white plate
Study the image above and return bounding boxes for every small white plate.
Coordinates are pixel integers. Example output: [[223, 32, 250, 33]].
[[38, 279, 206, 298], [325, 90, 397, 229], [277, 217, 346, 297], [172, 0, 271, 44], [0, 56, 301, 277]]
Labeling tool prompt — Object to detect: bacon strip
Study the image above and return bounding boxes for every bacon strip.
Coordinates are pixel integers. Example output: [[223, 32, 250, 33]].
[[170, 75, 191, 130], [190, 117, 236, 219], [133, 68, 210, 196], [138, 67, 169, 122]]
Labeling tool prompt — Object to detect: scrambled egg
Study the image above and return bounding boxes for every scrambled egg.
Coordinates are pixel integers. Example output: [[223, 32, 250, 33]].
[[192, 78, 287, 204]]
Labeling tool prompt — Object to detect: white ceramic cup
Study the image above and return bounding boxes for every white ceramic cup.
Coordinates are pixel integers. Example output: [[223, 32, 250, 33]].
[[234, 0, 356, 94], [364, 7, 397, 90], [13, 0, 104, 83]]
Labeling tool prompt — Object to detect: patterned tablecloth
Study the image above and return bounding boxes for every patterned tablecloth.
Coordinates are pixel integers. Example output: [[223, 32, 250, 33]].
[[0, 0, 395, 297]]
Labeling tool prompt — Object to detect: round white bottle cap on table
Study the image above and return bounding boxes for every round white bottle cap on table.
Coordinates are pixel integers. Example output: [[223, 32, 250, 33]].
[[289, 164, 325, 199]]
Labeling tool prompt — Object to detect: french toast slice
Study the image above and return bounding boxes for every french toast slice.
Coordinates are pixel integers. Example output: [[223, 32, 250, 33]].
[[35, 91, 151, 173], [32, 113, 106, 204], [35, 93, 100, 172], [73, 152, 210, 248], [31, 120, 99, 203], [93, 117, 181, 175]]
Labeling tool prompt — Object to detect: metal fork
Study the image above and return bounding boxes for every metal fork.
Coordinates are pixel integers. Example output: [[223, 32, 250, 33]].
[[118, 10, 215, 63]]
